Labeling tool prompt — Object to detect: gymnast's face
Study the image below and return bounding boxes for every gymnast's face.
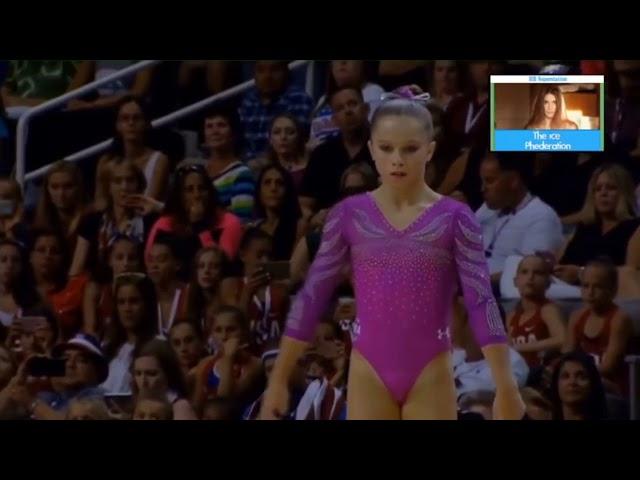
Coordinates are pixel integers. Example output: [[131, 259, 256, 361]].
[[369, 115, 436, 190]]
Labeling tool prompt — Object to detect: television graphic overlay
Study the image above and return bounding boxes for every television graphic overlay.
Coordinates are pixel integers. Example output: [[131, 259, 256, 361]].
[[491, 75, 604, 152]]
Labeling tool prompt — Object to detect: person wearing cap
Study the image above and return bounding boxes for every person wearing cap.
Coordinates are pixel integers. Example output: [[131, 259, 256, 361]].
[[4, 333, 108, 420]]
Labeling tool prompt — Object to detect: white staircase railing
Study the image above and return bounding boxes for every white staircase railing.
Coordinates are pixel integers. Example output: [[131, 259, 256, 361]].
[[16, 60, 313, 187], [15, 60, 161, 187]]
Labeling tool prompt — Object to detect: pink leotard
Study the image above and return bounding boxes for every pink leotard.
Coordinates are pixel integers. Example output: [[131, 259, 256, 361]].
[[285, 193, 507, 404]]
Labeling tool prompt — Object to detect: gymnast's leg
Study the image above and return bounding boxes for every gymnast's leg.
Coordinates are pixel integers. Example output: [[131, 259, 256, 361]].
[[347, 350, 401, 420], [401, 350, 458, 420]]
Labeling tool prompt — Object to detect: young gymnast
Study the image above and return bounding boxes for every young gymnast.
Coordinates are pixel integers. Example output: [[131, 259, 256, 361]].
[[260, 90, 525, 420]]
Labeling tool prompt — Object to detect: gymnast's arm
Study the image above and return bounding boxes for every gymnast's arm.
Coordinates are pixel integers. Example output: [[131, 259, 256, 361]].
[[268, 202, 350, 390], [452, 204, 525, 418]]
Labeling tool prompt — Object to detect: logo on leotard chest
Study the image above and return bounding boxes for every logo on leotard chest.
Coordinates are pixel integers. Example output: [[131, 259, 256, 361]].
[[437, 327, 451, 341]]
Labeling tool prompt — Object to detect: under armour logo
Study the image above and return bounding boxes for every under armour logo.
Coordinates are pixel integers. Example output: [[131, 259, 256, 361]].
[[437, 328, 451, 341]]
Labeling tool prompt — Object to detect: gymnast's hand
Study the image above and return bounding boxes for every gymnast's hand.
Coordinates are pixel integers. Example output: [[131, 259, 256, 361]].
[[259, 380, 290, 420], [492, 385, 526, 420]]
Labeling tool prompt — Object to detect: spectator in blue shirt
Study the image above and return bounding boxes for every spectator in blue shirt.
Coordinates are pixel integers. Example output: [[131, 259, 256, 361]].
[[238, 61, 314, 160]]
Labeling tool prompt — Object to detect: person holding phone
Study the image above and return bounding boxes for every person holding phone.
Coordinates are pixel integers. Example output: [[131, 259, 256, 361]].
[[0, 333, 108, 420], [69, 158, 156, 278], [235, 228, 290, 353], [16, 312, 58, 359]]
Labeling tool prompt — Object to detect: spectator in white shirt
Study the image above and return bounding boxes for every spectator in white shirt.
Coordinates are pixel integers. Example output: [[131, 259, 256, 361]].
[[475, 152, 564, 290]]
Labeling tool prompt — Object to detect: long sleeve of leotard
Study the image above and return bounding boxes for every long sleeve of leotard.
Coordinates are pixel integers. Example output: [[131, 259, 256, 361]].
[[284, 202, 349, 342], [453, 204, 507, 347]]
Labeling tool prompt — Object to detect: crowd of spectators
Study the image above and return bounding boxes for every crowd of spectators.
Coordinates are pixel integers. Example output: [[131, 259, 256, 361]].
[[0, 59, 638, 420]]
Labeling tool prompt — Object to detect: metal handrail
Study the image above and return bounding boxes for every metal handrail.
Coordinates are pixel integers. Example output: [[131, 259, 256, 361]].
[[19, 60, 312, 185], [15, 60, 161, 186]]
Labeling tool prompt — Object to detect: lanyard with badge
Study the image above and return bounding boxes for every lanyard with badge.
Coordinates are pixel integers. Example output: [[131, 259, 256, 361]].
[[465, 101, 487, 134], [253, 286, 280, 343], [612, 98, 624, 144], [157, 288, 182, 335], [484, 195, 535, 258]]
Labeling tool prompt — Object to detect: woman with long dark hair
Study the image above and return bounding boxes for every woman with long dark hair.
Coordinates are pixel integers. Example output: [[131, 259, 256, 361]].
[[549, 351, 608, 420], [179, 245, 237, 333], [101, 274, 158, 394], [132, 339, 197, 420], [525, 86, 578, 130], [145, 163, 242, 276], [252, 164, 305, 261], [27, 229, 85, 340]]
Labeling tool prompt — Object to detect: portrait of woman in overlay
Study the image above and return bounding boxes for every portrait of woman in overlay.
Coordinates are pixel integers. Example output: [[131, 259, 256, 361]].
[[525, 86, 578, 130], [260, 90, 525, 420]]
